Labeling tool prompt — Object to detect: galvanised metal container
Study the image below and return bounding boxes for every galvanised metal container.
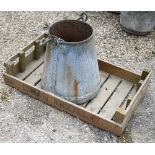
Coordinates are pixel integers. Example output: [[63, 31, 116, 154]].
[[120, 11, 155, 35], [41, 13, 101, 104]]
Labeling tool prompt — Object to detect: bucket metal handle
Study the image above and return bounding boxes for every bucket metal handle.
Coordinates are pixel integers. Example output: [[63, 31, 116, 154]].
[[40, 35, 64, 47], [77, 12, 88, 22]]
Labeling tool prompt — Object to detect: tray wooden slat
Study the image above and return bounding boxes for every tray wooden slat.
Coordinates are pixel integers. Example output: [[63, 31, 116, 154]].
[[99, 80, 133, 120], [120, 85, 137, 110], [16, 54, 44, 80], [86, 75, 122, 113], [80, 71, 110, 108], [24, 64, 43, 85]]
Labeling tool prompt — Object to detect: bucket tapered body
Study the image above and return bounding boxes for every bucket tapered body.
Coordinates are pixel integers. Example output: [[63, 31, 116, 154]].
[[41, 20, 101, 104]]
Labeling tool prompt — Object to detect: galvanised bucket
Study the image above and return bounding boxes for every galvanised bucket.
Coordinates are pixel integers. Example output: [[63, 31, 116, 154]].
[[120, 11, 155, 35], [41, 13, 101, 104]]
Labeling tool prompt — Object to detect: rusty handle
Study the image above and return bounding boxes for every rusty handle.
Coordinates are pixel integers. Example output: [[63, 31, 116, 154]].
[[77, 12, 88, 22], [40, 35, 64, 47]]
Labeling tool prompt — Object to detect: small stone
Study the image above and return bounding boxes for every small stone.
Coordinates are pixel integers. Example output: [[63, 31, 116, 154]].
[[134, 46, 138, 50], [49, 137, 54, 141], [52, 129, 56, 132], [152, 50, 155, 54]]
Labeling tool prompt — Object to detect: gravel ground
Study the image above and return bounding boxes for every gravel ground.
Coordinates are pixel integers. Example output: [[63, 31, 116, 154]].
[[0, 11, 155, 143]]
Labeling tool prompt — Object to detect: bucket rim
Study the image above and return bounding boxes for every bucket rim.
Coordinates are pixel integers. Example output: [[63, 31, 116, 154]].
[[48, 20, 94, 45]]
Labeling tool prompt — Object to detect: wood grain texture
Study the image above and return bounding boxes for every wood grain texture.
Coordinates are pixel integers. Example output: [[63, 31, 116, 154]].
[[4, 33, 47, 76], [22, 33, 47, 52], [121, 85, 137, 109], [86, 75, 121, 113], [18, 51, 26, 72], [5, 61, 15, 75], [121, 71, 151, 131], [34, 40, 41, 60], [16, 54, 44, 80], [3, 73, 123, 136], [112, 107, 126, 124], [24, 64, 43, 85], [80, 71, 109, 108], [99, 80, 133, 120], [112, 86, 137, 124], [98, 59, 141, 83]]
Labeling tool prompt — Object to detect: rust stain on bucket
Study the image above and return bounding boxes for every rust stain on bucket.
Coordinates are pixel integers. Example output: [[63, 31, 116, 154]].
[[73, 80, 78, 96]]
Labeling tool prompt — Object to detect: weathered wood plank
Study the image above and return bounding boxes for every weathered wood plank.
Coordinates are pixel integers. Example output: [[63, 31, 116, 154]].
[[24, 64, 43, 85], [137, 80, 144, 90], [18, 51, 26, 72], [5, 61, 15, 75], [112, 108, 126, 124], [100, 71, 110, 84], [80, 71, 109, 108], [22, 33, 47, 52], [141, 69, 149, 80], [86, 75, 122, 113], [121, 85, 137, 109], [112, 86, 137, 124], [3, 73, 123, 136], [4, 33, 47, 76], [36, 81, 41, 87], [16, 54, 44, 80], [9, 53, 19, 62], [13, 49, 34, 76], [34, 40, 41, 60], [99, 79, 133, 120], [5, 33, 46, 64], [121, 71, 151, 131], [98, 59, 141, 83]]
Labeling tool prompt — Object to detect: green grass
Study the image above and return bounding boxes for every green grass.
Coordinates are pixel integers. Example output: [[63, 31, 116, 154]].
[[0, 92, 9, 101]]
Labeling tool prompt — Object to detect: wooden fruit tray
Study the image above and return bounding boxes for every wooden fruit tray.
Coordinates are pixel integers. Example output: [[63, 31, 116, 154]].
[[3, 33, 151, 136]]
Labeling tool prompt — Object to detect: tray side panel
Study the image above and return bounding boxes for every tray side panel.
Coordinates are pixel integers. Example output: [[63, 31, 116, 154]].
[[16, 54, 44, 80], [98, 59, 141, 83], [5, 33, 47, 76], [121, 71, 151, 130]]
